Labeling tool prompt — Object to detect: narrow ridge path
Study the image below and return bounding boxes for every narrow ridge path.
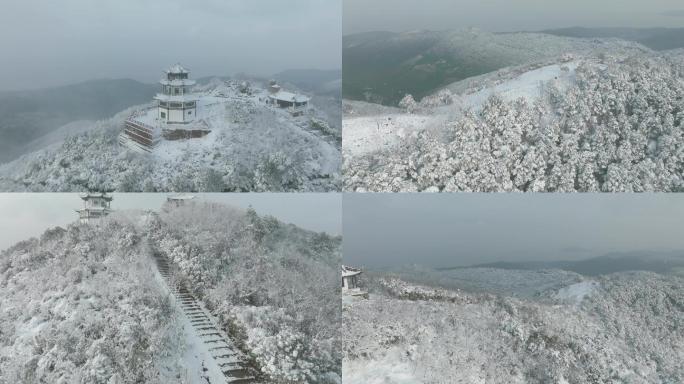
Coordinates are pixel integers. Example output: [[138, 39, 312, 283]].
[[152, 249, 256, 383]]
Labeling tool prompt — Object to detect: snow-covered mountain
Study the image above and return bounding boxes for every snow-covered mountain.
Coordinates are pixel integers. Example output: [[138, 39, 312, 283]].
[[343, 47, 684, 192], [0, 79, 341, 192], [0, 79, 158, 163], [343, 270, 684, 383], [0, 201, 341, 383], [343, 28, 648, 105], [541, 27, 684, 51]]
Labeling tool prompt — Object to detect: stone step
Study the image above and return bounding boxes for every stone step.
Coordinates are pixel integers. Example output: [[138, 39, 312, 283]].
[[199, 332, 222, 337], [217, 359, 244, 367], [222, 367, 254, 378], [150, 250, 253, 384], [225, 376, 256, 384], [213, 353, 239, 360], [209, 345, 233, 351]]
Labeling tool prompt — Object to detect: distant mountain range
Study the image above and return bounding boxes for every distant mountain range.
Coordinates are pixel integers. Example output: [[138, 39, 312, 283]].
[[541, 27, 684, 51], [343, 27, 682, 106], [273, 68, 342, 96], [0, 79, 157, 163], [446, 251, 684, 276]]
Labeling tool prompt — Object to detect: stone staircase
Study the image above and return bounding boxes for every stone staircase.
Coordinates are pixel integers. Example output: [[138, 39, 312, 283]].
[[152, 250, 256, 383]]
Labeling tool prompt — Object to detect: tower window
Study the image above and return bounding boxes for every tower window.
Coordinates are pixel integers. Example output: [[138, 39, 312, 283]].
[[188, 111, 192, 115], [161, 112, 166, 119]]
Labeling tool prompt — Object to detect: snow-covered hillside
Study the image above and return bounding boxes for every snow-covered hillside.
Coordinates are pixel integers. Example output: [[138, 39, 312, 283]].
[[0, 201, 342, 383], [343, 272, 684, 383], [0, 214, 189, 383], [343, 48, 684, 192], [0, 79, 341, 192], [149, 201, 342, 383], [343, 28, 649, 105]]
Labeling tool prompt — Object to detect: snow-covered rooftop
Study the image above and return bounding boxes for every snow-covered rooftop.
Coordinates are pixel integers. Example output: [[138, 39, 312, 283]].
[[154, 93, 199, 102], [167, 193, 195, 200], [166, 63, 189, 74], [269, 90, 310, 103], [76, 207, 110, 212], [342, 265, 362, 277], [160, 79, 197, 86], [79, 192, 113, 201]]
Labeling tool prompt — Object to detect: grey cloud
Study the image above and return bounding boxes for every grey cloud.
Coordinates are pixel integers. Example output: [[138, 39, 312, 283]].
[[0, 0, 340, 91], [344, 0, 684, 35], [661, 10, 684, 17], [343, 194, 684, 269]]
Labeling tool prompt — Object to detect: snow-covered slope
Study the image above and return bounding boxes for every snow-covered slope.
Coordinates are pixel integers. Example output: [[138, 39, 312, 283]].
[[343, 273, 684, 383], [343, 48, 684, 192], [0, 79, 341, 192], [344, 61, 581, 158], [0, 214, 189, 383]]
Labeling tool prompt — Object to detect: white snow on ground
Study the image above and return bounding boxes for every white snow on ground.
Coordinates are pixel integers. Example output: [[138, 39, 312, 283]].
[[343, 273, 684, 383], [150, 250, 228, 384], [178, 314, 228, 384], [459, 61, 579, 110], [343, 114, 432, 156], [554, 280, 598, 305], [343, 349, 418, 384], [343, 62, 579, 157]]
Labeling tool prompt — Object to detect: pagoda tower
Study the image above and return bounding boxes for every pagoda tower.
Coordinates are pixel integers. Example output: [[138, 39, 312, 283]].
[[76, 192, 113, 224], [155, 64, 199, 124]]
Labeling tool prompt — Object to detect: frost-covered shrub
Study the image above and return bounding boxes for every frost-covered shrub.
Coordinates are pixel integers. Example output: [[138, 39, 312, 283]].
[[0, 219, 185, 383], [398, 94, 418, 113], [344, 273, 684, 384], [254, 152, 304, 192]]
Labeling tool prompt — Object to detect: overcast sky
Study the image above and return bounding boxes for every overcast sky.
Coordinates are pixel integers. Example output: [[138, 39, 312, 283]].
[[0, 0, 341, 91], [344, 194, 684, 268], [0, 193, 341, 251], [344, 0, 684, 35]]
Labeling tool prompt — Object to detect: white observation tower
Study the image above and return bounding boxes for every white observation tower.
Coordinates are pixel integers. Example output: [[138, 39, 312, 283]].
[[155, 64, 198, 124]]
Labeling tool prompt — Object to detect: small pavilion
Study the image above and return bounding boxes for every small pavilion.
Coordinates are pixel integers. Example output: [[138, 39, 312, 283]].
[[76, 192, 113, 224]]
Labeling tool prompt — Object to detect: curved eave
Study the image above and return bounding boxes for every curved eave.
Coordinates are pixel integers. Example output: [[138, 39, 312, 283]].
[[154, 94, 200, 102], [159, 79, 196, 86], [79, 193, 113, 201]]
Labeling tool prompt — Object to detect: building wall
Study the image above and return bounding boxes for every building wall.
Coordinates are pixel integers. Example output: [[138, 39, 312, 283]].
[[343, 275, 358, 290], [169, 108, 184, 122], [159, 106, 168, 121], [160, 106, 196, 123]]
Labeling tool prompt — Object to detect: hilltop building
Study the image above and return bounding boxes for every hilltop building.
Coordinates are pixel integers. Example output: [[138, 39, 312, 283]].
[[166, 193, 195, 208], [76, 192, 113, 224], [119, 64, 211, 152], [342, 265, 367, 297], [155, 64, 199, 124], [267, 80, 310, 116], [119, 67, 314, 153]]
